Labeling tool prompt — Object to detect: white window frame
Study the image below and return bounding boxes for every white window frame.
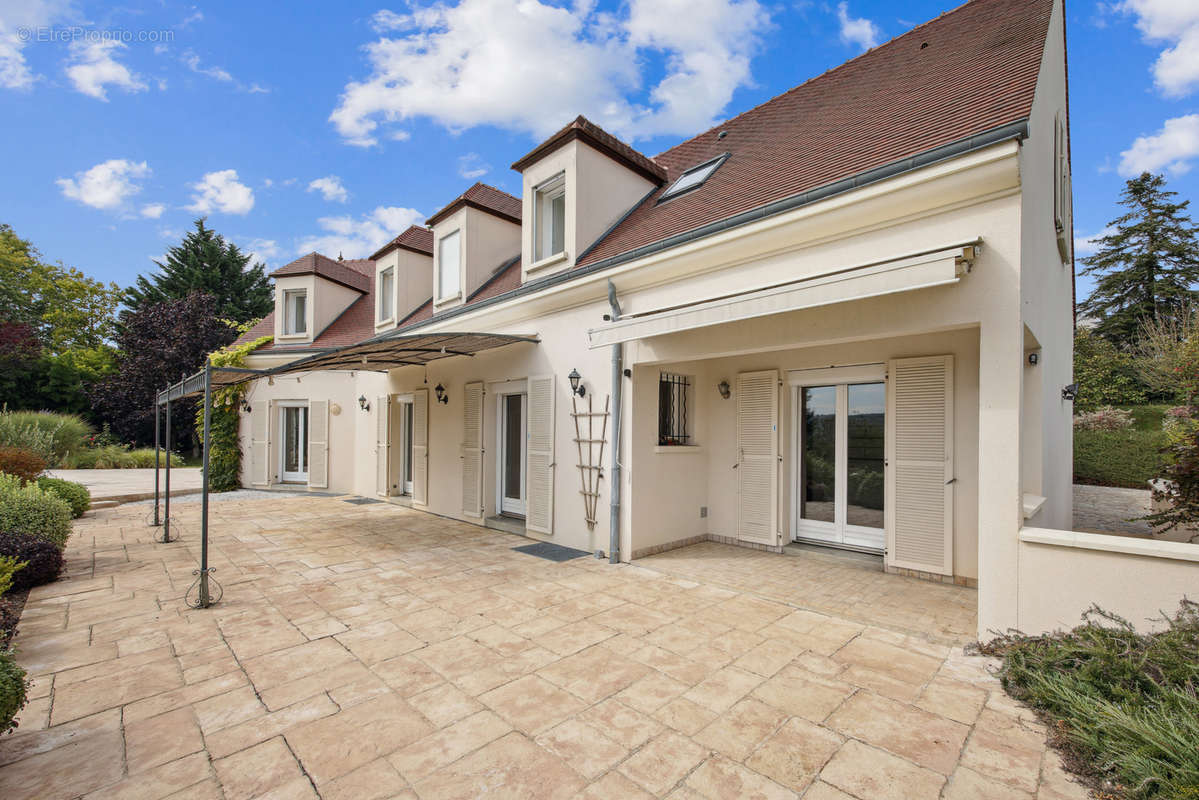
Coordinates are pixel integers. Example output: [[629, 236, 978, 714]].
[[533, 173, 567, 264], [396, 393, 415, 496], [657, 372, 696, 448], [493, 380, 529, 518], [283, 289, 307, 336], [788, 364, 887, 553], [436, 230, 461, 302], [377, 266, 395, 323], [277, 400, 309, 483]]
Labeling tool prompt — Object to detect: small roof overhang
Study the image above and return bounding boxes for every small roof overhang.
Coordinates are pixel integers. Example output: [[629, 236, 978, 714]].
[[157, 331, 538, 405], [586, 241, 980, 348]]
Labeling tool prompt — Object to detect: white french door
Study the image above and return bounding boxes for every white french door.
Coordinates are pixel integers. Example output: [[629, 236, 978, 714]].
[[791, 365, 886, 552], [498, 392, 527, 516], [279, 402, 309, 483], [401, 400, 415, 496]]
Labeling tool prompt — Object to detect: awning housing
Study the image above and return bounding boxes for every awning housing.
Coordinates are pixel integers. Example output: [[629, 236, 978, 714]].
[[587, 242, 979, 348]]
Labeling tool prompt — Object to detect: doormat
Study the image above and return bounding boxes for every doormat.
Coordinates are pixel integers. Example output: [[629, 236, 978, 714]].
[[512, 542, 591, 562], [343, 497, 382, 505]]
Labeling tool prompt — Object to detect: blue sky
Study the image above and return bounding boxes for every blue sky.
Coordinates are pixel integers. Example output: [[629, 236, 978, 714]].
[[1, 0, 1197, 304]]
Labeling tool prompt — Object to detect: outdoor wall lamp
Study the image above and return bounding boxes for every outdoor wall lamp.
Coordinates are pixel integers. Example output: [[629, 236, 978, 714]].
[[358, 395, 370, 412], [240, 400, 252, 413], [568, 368, 586, 397], [717, 379, 731, 399], [1028, 352, 1040, 365], [1061, 383, 1078, 401], [435, 383, 449, 404]]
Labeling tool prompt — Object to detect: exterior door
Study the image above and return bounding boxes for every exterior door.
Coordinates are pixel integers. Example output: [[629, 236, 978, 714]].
[[792, 366, 886, 552], [401, 400, 415, 496], [279, 403, 308, 483], [499, 393, 526, 516]]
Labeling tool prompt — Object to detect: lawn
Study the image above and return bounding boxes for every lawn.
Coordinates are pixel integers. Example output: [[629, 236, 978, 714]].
[[1074, 405, 1171, 489]]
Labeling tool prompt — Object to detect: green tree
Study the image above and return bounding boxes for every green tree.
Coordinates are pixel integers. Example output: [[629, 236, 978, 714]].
[[125, 219, 272, 324], [1079, 173, 1199, 348]]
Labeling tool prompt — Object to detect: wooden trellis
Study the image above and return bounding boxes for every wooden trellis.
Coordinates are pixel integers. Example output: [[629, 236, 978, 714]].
[[571, 394, 609, 528]]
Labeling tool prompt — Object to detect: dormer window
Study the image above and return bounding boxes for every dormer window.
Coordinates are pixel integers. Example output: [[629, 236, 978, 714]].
[[283, 289, 307, 335], [660, 154, 727, 201], [534, 173, 566, 261], [437, 230, 461, 300], [378, 266, 395, 321]]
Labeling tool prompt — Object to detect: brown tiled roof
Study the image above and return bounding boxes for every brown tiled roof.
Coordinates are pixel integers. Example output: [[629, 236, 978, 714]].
[[468, 256, 523, 304], [370, 225, 434, 261], [270, 252, 371, 292], [511, 116, 667, 184], [426, 183, 522, 227], [398, 298, 434, 327], [577, 0, 1052, 267]]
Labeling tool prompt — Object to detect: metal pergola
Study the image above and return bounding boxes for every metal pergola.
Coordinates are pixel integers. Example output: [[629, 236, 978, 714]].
[[151, 331, 538, 608]]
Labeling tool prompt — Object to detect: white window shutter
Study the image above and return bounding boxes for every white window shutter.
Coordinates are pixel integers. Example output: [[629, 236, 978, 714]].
[[250, 400, 269, 486], [525, 374, 555, 535], [886, 355, 954, 575], [308, 400, 329, 489], [412, 388, 429, 506], [737, 370, 779, 544], [462, 381, 484, 518], [376, 396, 391, 497]]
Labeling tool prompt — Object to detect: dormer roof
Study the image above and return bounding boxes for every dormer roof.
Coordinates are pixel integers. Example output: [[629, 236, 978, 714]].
[[270, 252, 372, 293], [511, 115, 667, 185], [370, 225, 435, 261], [426, 182, 522, 227]]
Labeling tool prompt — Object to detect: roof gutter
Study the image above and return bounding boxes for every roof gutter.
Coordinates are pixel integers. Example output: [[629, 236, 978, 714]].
[[395, 118, 1029, 332]]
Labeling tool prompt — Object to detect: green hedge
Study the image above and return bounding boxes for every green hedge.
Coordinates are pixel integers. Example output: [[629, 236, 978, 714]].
[[0, 473, 72, 548], [60, 445, 183, 469], [1074, 428, 1168, 488], [0, 410, 92, 466], [35, 477, 90, 518], [0, 650, 28, 735]]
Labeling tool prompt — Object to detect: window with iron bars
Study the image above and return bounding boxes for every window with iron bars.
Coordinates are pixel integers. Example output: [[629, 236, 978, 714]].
[[658, 373, 693, 446]]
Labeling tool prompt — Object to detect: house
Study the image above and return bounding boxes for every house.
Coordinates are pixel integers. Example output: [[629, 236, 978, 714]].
[[224, 0, 1194, 639]]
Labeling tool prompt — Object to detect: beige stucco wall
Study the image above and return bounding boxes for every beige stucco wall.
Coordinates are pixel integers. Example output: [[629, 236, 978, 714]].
[[273, 275, 363, 344], [432, 207, 520, 312], [519, 138, 657, 280], [374, 248, 434, 333]]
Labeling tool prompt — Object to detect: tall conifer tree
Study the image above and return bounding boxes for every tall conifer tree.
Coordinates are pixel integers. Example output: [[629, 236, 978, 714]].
[[1079, 172, 1199, 347], [125, 218, 272, 324]]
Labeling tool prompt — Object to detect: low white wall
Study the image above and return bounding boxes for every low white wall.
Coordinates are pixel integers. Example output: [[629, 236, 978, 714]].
[[1017, 527, 1199, 634]]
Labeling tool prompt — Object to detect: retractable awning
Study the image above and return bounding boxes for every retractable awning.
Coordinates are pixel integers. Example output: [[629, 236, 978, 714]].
[[156, 331, 538, 405], [586, 242, 979, 348]]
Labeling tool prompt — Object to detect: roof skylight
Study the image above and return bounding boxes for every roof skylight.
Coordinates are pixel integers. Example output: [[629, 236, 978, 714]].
[[659, 154, 727, 201]]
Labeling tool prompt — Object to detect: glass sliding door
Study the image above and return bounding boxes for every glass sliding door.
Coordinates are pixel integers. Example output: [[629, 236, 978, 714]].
[[279, 403, 308, 483], [792, 368, 886, 552]]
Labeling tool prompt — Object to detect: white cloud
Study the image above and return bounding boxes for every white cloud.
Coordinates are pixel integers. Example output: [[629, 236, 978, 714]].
[[1074, 226, 1115, 258], [65, 39, 148, 100], [140, 203, 165, 218], [1119, 114, 1199, 176], [56, 158, 150, 210], [180, 49, 269, 93], [297, 206, 424, 259], [0, 0, 77, 90], [188, 169, 255, 215], [1119, 0, 1199, 98], [457, 153, 490, 179], [244, 237, 280, 265], [307, 175, 349, 203], [330, 0, 771, 146], [836, 2, 881, 51]]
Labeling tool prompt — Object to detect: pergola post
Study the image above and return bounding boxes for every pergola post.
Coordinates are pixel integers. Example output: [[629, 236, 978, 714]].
[[163, 390, 172, 543], [197, 364, 213, 607], [152, 399, 161, 527]]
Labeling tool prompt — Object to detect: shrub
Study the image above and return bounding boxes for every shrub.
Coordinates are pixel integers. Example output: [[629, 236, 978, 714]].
[[1074, 427, 1170, 488], [59, 445, 182, 469], [0, 474, 71, 548], [0, 447, 46, 484], [35, 477, 90, 518], [982, 602, 1199, 800], [0, 556, 24, 598], [0, 649, 28, 735], [0, 534, 63, 591], [1074, 406, 1134, 432], [0, 409, 92, 466], [1073, 328, 1153, 411]]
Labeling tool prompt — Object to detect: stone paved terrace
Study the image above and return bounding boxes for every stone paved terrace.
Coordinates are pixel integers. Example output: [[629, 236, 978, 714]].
[[0, 496, 1090, 799]]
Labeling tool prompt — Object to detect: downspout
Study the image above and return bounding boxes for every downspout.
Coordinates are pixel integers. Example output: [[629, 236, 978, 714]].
[[607, 280, 623, 565]]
